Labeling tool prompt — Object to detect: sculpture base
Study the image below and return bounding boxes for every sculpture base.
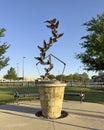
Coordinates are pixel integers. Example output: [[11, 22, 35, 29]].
[[37, 80, 66, 119], [36, 110, 68, 119]]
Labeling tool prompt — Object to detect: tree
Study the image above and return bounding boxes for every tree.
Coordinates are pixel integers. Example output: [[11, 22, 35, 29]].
[[48, 74, 56, 80], [81, 72, 89, 81], [4, 67, 17, 80], [0, 28, 10, 70], [76, 13, 104, 72], [56, 75, 64, 81], [72, 73, 82, 81]]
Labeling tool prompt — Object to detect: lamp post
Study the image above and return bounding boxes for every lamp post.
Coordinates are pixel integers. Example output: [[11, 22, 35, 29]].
[[22, 57, 25, 80]]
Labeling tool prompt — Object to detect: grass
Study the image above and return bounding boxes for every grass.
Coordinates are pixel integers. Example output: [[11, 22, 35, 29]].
[[0, 85, 39, 104], [65, 86, 104, 104], [0, 85, 104, 104]]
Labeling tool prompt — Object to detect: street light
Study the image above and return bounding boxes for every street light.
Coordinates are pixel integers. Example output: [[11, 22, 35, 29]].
[[16, 63, 19, 78], [22, 57, 26, 80]]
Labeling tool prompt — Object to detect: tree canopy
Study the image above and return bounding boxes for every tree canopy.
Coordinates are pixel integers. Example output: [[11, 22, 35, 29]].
[[0, 28, 10, 70], [55, 72, 90, 81], [4, 67, 17, 80], [76, 13, 104, 72]]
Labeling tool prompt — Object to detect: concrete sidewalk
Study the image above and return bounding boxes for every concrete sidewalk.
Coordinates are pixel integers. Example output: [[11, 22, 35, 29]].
[[0, 100, 104, 130]]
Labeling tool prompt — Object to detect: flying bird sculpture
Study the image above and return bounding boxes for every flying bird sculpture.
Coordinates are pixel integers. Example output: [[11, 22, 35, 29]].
[[44, 18, 56, 24], [35, 18, 65, 78]]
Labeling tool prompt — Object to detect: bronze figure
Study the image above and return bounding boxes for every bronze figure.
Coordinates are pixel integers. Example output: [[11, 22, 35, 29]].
[[35, 18, 65, 79]]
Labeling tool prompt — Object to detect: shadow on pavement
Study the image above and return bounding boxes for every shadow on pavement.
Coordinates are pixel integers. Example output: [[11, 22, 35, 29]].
[[0, 104, 40, 114], [0, 103, 100, 130]]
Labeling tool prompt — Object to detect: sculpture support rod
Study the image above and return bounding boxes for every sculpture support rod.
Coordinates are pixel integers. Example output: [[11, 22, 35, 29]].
[[36, 53, 66, 78], [50, 54, 66, 66], [50, 54, 66, 79]]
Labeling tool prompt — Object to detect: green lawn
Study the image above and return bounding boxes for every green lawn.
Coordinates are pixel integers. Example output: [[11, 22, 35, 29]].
[[65, 86, 104, 104], [0, 86, 39, 104], [0, 85, 104, 104]]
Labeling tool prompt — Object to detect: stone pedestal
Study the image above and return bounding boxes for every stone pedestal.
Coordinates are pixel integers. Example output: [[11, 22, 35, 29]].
[[37, 80, 66, 119]]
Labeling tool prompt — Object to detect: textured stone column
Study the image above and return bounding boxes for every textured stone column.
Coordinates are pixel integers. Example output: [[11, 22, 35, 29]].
[[37, 80, 66, 119]]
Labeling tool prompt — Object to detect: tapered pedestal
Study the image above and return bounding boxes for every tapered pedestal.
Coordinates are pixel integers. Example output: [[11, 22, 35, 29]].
[[37, 80, 66, 119]]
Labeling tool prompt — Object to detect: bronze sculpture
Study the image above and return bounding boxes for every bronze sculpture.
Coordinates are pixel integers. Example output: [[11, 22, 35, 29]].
[[35, 18, 66, 79]]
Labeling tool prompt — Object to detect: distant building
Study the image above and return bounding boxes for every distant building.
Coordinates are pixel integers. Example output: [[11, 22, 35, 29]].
[[0, 77, 4, 81], [24, 77, 38, 81], [0, 77, 38, 82]]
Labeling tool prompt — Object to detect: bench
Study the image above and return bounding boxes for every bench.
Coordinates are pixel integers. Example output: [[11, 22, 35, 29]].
[[64, 92, 85, 102], [14, 92, 39, 102], [64, 92, 81, 96], [14, 92, 85, 103]]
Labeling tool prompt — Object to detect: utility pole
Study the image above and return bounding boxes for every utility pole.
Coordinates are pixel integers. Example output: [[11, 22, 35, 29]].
[[22, 57, 25, 80]]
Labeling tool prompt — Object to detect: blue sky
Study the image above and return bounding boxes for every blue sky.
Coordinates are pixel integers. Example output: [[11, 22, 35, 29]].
[[0, 0, 104, 78]]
